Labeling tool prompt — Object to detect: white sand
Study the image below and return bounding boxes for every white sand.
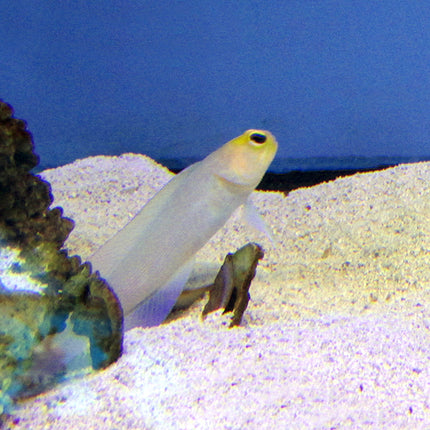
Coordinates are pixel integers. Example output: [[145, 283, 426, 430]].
[[4, 154, 430, 429]]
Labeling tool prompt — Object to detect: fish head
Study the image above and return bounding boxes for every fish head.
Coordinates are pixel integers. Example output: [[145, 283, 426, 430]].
[[211, 129, 278, 188]]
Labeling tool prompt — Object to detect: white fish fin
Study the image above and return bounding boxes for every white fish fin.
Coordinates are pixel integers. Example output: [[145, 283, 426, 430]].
[[244, 198, 276, 246], [124, 258, 195, 330]]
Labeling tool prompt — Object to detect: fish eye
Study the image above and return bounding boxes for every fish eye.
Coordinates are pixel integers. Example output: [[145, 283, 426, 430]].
[[249, 133, 267, 144]]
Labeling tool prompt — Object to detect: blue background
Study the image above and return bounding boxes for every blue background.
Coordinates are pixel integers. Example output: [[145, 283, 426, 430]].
[[2, 1, 430, 171]]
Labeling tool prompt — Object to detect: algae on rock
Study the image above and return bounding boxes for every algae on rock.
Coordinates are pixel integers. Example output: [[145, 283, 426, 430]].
[[0, 99, 123, 414]]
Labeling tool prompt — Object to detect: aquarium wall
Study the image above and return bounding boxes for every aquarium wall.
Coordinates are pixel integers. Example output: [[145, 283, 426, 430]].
[[1, 1, 430, 171]]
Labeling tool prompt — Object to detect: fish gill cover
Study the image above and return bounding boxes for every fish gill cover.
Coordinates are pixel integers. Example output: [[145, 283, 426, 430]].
[[0, 100, 123, 415]]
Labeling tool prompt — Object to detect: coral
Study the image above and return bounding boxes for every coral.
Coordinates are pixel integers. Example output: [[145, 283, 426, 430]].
[[0, 100, 74, 248], [0, 100, 123, 414]]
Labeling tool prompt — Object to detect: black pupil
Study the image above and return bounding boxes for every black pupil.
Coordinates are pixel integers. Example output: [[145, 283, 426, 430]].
[[250, 133, 267, 144]]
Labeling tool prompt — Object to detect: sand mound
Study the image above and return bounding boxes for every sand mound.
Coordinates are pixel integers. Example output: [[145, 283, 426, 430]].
[[6, 155, 430, 429]]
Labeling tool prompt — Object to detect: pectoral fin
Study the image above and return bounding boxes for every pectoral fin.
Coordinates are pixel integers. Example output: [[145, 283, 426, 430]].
[[124, 259, 195, 330], [244, 199, 275, 246]]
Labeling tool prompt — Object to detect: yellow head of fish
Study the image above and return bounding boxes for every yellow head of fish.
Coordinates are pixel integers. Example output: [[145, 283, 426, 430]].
[[206, 129, 278, 188]]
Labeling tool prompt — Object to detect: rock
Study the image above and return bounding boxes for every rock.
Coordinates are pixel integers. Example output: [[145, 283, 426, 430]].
[[0, 100, 123, 414]]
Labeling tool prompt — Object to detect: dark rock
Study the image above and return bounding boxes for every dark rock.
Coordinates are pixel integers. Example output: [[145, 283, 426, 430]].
[[0, 100, 123, 414], [202, 243, 264, 327], [0, 100, 74, 248]]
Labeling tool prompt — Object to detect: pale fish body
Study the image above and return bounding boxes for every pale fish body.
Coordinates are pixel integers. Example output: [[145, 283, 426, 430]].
[[90, 129, 278, 328]]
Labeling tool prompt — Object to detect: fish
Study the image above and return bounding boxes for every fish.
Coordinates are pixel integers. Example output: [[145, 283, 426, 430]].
[[90, 129, 278, 329]]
